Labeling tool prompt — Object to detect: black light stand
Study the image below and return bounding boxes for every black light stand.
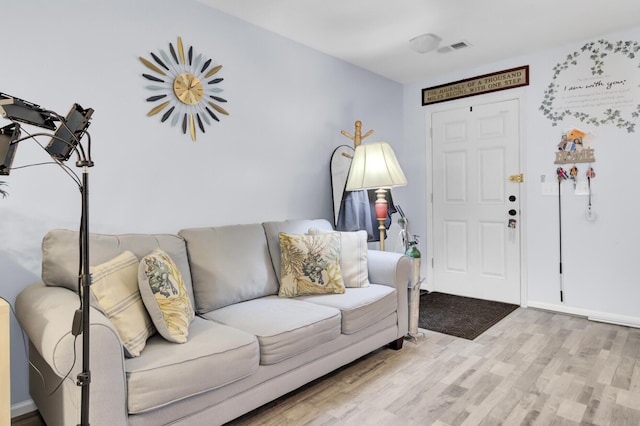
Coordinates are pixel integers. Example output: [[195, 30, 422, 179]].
[[77, 162, 92, 426], [0, 93, 94, 426]]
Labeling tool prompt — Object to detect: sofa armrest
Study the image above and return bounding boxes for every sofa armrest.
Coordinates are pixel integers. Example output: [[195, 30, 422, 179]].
[[15, 282, 128, 425], [367, 250, 411, 339]]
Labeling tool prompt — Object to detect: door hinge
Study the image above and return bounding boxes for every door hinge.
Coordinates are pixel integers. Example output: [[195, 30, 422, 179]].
[[509, 173, 524, 183]]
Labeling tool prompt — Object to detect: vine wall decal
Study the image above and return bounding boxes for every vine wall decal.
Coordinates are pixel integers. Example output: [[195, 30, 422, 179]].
[[540, 39, 640, 133]]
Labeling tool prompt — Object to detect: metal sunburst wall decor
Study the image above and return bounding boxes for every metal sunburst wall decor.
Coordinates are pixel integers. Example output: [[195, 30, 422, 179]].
[[139, 36, 229, 141]]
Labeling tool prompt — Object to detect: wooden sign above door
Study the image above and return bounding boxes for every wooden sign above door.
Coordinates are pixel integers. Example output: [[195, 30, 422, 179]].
[[422, 65, 529, 106]]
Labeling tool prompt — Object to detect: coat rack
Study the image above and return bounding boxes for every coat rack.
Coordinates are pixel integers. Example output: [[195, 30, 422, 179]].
[[330, 120, 375, 226], [340, 120, 374, 150]]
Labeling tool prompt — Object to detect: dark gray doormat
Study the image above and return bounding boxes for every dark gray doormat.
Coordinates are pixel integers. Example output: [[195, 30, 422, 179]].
[[418, 292, 519, 340]]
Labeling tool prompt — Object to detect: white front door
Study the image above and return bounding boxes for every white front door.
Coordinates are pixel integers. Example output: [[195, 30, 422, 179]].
[[431, 98, 522, 304]]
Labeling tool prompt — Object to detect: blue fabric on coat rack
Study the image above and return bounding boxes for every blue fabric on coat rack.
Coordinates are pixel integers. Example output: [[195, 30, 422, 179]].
[[336, 189, 396, 242]]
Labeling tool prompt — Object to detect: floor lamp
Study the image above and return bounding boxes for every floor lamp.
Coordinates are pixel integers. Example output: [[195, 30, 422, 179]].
[[345, 141, 407, 250], [0, 93, 94, 426]]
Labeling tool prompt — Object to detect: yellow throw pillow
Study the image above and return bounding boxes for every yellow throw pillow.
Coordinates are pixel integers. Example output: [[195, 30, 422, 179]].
[[308, 229, 370, 288], [278, 232, 345, 297], [139, 249, 194, 343], [90, 251, 155, 357]]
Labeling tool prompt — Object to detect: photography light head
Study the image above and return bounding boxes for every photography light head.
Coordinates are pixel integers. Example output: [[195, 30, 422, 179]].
[[0, 122, 22, 176], [45, 103, 94, 162], [0, 92, 56, 130]]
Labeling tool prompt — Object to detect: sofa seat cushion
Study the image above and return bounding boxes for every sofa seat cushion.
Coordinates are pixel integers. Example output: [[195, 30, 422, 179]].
[[298, 284, 396, 334], [125, 316, 259, 414], [203, 296, 341, 365]]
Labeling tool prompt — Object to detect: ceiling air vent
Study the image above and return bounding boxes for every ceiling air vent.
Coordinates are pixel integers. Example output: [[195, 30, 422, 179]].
[[437, 41, 471, 54]]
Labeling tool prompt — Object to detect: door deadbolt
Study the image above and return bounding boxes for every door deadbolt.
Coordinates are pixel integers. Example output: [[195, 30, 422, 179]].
[[508, 209, 517, 216], [509, 195, 516, 202]]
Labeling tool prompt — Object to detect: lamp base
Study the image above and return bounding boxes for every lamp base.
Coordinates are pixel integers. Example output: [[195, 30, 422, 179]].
[[374, 188, 387, 251]]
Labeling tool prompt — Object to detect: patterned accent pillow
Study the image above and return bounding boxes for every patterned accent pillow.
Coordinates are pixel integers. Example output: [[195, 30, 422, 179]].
[[308, 229, 370, 288], [90, 251, 155, 357], [278, 232, 345, 297], [139, 249, 195, 343]]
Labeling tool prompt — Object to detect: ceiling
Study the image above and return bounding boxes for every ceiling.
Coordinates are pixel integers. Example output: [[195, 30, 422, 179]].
[[197, 0, 640, 84]]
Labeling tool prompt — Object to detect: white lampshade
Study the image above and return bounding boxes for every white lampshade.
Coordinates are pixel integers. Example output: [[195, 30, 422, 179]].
[[345, 142, 408, 191]]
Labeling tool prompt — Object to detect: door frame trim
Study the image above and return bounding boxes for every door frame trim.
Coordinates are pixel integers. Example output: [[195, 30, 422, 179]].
[[424, 90, 528, 307]]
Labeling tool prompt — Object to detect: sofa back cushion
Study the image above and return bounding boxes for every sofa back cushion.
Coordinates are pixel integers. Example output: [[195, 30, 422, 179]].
[[42, 229, 195, 308], [179, 224, 278, 313], [262, 219, 333, 285]]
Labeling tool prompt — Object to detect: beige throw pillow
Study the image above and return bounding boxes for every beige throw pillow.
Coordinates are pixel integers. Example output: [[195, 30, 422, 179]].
[[90, 251, 155, 357], [278, 232, 345, 297], [139, 249, 195, 343], [308, 229, 370, 288]]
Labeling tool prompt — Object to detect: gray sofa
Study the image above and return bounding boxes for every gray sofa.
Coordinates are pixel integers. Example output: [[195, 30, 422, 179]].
[[16, 218, 411, 426]]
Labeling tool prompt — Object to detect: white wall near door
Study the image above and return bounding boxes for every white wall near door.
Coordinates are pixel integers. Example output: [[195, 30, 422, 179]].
[[400, 25, 640, 326]]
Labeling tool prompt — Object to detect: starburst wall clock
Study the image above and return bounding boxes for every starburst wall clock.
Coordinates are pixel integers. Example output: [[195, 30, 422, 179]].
[[139, 36, 229, 141]]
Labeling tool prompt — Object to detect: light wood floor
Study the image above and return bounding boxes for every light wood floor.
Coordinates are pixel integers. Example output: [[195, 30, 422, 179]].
[[13, 308, 640, 425], [230, 308, 640, 425]]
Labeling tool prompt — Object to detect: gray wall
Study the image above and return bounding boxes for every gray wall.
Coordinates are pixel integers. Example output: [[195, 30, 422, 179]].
[[0, 0, 403, 408]]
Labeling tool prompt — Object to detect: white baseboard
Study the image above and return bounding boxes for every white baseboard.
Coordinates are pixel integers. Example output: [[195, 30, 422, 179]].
[[11, 399, 37, 419], [587, 312, 640, 329], [527, 301, 640, 329]]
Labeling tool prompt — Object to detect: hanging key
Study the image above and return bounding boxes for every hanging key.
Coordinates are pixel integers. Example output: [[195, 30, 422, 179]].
[[557, 167, 568, 182], [569, 165, 578, 189]]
